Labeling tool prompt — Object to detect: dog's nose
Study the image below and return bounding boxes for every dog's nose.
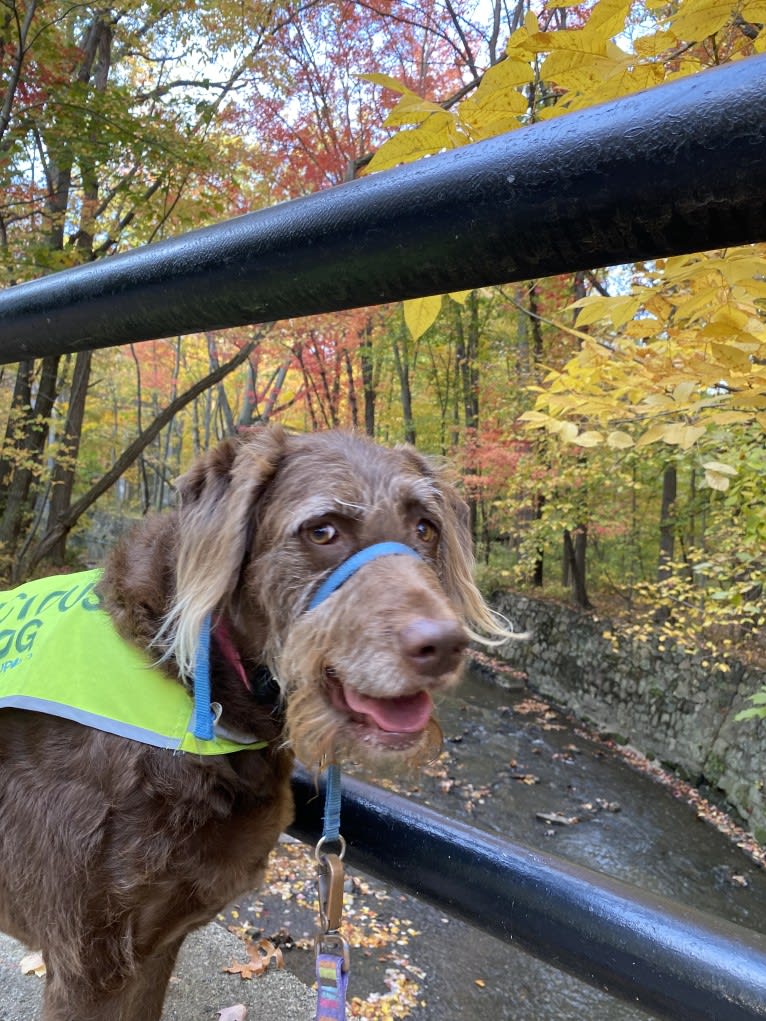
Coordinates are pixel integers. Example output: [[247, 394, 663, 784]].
[[399, 618, 468, 677]]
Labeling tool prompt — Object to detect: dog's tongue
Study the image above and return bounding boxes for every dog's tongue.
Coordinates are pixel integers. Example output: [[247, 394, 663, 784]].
[[343, 687, 433, 733]]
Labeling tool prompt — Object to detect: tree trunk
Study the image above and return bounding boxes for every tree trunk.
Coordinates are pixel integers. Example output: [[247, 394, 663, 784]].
[[454, 296, 480, 537], [359, 317, 376, 437], [0, 359, 34, 496], [392, 323, 415, 445], [257, 355, 291, 424], [464, 291, 480, 430], [564, 526, 592, 609], [658, 464, 677, 581], [344, 348, 358, 429], [44, 349, 92, 564], [529, 282, 545, 373], [207, 334, 236, 437], [529, 282, 546, 588], [0, 355, 60, 561], [653, 463, 678, 623], [533, 492, 545, 587]]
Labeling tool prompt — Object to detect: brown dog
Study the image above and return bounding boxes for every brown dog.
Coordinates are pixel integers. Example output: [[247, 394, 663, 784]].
[[0, 426, 506, 1020]]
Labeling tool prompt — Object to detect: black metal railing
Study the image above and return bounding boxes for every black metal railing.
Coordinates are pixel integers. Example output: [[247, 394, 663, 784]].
[[1, 52, 765, 1020], [289, 769, 766, 1021], [0, 54, 765, 361]]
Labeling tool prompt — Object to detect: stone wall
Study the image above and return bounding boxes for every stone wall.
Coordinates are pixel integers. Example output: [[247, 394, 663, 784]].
[[492, 592, 766, 842]]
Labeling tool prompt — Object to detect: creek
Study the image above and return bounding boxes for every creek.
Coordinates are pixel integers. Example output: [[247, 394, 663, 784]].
[[235, 666, 766, 1019]]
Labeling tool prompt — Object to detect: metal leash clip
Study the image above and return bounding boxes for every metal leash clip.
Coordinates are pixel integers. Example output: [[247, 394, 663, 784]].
[[314, 929, 350, 974], [314, 845, 350, 1020], [316, 850, 345, 934], [315, 847, 350, 970]]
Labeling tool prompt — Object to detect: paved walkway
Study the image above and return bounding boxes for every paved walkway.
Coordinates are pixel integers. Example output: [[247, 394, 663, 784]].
[[0, 924, 315, 1020]]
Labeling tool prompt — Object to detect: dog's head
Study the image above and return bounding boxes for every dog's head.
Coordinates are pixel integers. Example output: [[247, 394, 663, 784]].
[[166, 425, 508, 767]]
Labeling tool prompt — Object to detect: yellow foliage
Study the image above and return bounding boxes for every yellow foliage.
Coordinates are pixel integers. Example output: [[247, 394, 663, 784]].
[[670, 0, 734, 41], [662, 423, 706, 449], [361, 0, 766, 461], [365, 112, 464, 173], [385, 93, 448, 128], [606, 430, 634, 449], [403, 295, 443, 340], [528, 247, 766, 452], [702, 460, 737, 492], [574, 429, 604, 447], [357, 72, 414, 95], [569, 294, 643, 328]]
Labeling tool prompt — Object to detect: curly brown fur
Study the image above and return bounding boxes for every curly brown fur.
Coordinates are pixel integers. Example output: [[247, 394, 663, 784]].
[[0, 426, 511, 1020]]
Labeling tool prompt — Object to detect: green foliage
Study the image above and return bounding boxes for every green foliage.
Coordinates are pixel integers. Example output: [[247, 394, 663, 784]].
[[737, 691, 766, 722]]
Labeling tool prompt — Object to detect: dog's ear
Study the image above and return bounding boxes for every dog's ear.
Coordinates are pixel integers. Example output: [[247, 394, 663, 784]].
[[173, 435, 241, 506], [165, 424, 288, 679], [427, 463, 513, 644]]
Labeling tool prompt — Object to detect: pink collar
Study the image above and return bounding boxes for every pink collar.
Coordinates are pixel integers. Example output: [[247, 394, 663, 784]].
[[213, 618, 252, 692]]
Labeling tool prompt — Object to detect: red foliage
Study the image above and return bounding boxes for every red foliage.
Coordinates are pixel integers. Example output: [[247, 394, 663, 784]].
[[232, 0, 477, 197], [452, 425, 531, 500]]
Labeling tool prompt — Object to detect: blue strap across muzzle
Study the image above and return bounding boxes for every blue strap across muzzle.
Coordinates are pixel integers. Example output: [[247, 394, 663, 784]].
[[192, 541, 421, 740], [308, 541, 421, 611]]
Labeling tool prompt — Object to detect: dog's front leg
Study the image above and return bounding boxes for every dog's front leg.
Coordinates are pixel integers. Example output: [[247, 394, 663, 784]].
[[41, 936, 184, 1021], [121, 936, 186, 1021]]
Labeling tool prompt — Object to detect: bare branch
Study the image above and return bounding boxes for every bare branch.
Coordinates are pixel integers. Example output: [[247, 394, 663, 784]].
[[24, 338, 259, 572]]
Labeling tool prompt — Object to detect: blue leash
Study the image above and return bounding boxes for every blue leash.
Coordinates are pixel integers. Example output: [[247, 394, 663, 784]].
[[322, 762, 343, 844], [192, 613, 214, 740]]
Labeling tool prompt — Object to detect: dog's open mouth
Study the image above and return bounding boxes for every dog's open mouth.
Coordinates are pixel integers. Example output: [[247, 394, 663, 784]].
[[324, 669, 433, 747]]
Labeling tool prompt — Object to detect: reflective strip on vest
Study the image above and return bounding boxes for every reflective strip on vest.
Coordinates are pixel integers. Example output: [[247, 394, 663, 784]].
[[0, 569, 266, 755]]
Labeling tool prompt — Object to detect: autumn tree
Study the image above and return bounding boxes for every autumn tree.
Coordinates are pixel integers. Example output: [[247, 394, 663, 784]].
[[0, 0, 318, 576], [356, 0, 764, 640], [220, 0, 487, 437]]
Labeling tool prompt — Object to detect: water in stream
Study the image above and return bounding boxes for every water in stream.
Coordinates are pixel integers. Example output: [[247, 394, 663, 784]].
[[234, 667, 766, 1019]]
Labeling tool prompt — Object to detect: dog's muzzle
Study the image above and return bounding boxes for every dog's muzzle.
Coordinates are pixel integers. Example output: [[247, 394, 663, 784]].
[[192, 543, 422, 741]]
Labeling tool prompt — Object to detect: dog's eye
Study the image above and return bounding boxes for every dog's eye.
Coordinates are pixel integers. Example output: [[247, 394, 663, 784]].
[[308, 523, 337, 545], [416, 519, 439, 544]]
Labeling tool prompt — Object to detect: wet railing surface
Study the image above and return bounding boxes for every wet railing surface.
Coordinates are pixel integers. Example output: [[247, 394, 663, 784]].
[[1, 53, 766, 1020], [0, 55, 765, 361]]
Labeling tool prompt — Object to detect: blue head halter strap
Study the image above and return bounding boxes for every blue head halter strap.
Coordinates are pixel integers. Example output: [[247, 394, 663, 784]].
[[192, 541, 421, 741], [307, 541, 420, 611]]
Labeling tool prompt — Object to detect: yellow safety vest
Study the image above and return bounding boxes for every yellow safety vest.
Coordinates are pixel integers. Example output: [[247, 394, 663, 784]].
[[0, 570, 266, 755]]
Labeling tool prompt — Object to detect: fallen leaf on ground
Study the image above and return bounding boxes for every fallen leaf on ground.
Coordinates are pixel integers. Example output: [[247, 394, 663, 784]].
[[20, 951, 46, 977], [510, 772, 539, 784], [217, 1006, 247, 1020], [224, 939, 284, 980], [536, 812, 580, 826], [596, 799, 621, 813]]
